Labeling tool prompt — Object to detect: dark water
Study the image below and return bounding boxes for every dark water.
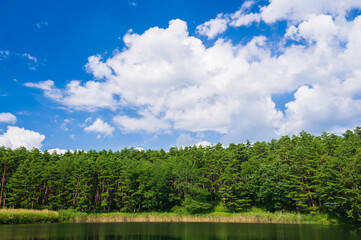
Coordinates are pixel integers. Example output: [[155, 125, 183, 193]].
[[0, 222, 360, 240]]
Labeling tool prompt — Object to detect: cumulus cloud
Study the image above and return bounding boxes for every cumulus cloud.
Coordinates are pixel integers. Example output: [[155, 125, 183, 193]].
[[229, 0, 261, 27], [285, 15, 339, 43], [196, 14, 229, 39], [176, 133, 212, 147], [25, 79, 118, 111], [85, 55, 113, 79], [47, 148, 73, 154], [84, 118, 114, 138], [196, 1, 260, 38], [113, 110, 171, 133], [0, 113, 17, 124], [26, 9, 361, 142], [197, 0, 361, 36], [260, 0, 361, 24], [0, 126, 45, 149], [195, 141, 212, 147]]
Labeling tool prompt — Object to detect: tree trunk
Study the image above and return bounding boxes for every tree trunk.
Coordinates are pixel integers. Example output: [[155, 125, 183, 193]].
[[0, 165, 7, 206]]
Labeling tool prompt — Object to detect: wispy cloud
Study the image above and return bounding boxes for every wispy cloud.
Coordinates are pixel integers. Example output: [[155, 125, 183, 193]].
[[36, 21, 48, 29], [61, 118, 74, 131], [0, 113, 17, 124], [0, 89, 8, 97], [0, 50, 10, 60], [0, 50, 39, 70], [22, 53, 37, 63]]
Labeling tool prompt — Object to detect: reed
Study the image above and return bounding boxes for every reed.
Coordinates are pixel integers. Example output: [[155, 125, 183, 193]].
[[0, 208, 337, 224], [0, 209, 59, 224], [70, 210, 337, 224]]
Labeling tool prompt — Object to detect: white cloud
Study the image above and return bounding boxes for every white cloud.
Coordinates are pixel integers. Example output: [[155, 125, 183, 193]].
[[25, 80, 63, 100], [279, 84, 361, 135], [25, 79, 118, 111], [230, 12, 261, 27], [85, 55, 113, 79], [84, 118, 114, 138], [47, 148, 73, 154], [36, 21, 48, 29], [0, 126, 45, 149], [285, 15, 339, 44], [0, 92, 8, 97], [25, 81, 53, 90], [196, 1, 260, 37], [85, 117, 92, 123], [196, 14, 229, 39], [0, 113, 17, 124], [229, 1, 261, 27], [0, 50, 38, 69], [198, 0, 361, 36], [0, 50, 9, 60], [176, 133, 212, 147], [195, 141, 212, 147], [113, 110, 171, 133], [61, 119, 73, 131], [21, 53, 38, 70], [260, 0, 361, 24], [26, 13, 361, 142], [22, 53, 37, 63]]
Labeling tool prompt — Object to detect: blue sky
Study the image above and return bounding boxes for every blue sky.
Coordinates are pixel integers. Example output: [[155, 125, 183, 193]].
[[1, 0, 361, 152]]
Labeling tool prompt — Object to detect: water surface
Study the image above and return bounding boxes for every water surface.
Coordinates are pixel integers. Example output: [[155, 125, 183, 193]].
[[0, 222, 360, 240]]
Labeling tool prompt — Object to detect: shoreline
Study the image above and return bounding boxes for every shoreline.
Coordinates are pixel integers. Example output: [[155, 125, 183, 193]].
[[72, 215, 326, 224], [0, 209, 339, 225]]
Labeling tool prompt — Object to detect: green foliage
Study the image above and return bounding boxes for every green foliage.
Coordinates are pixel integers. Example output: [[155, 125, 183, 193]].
[[58, 209, 87, 222], [0, 127, 360, 223]]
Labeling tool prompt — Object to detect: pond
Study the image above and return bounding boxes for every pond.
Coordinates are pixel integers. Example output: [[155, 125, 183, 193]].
[[0, 222, 360, 240]]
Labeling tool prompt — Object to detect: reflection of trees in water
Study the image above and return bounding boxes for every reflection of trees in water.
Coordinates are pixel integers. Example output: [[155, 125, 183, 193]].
[[14, 237, 182, 240], [1, 222, 360, 240]]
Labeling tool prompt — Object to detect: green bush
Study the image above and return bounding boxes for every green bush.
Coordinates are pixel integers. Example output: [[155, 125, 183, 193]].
[[184, 197, 212, 214], [171, 205, 188, 215], [58, 209, 87, 222]]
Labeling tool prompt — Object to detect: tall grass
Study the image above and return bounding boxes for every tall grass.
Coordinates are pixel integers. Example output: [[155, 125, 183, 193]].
[[0, 208, 338, 224], [0, 209, 59, 224], [69, 208, 337, 224]]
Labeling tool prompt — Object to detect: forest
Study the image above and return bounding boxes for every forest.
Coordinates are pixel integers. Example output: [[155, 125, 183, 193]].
[[0, 128, 360, 223]]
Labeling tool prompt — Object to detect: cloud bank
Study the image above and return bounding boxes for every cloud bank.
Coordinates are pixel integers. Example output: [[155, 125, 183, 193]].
[[25, 1, 361, 143], [0, 126, 45, 149]]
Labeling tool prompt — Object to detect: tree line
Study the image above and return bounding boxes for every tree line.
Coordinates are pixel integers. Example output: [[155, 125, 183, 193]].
[[0, 128, 360, 222]]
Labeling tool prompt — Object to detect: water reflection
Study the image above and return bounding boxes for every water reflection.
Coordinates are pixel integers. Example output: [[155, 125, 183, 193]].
[[0, 222, 360, 240]]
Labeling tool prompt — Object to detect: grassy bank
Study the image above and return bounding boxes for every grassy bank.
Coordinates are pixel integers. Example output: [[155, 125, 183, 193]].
[[58, 207, 337, 225], [74, 212, 336, 225], [0, 209, 59, 224], [0, 208, 338, 225]]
